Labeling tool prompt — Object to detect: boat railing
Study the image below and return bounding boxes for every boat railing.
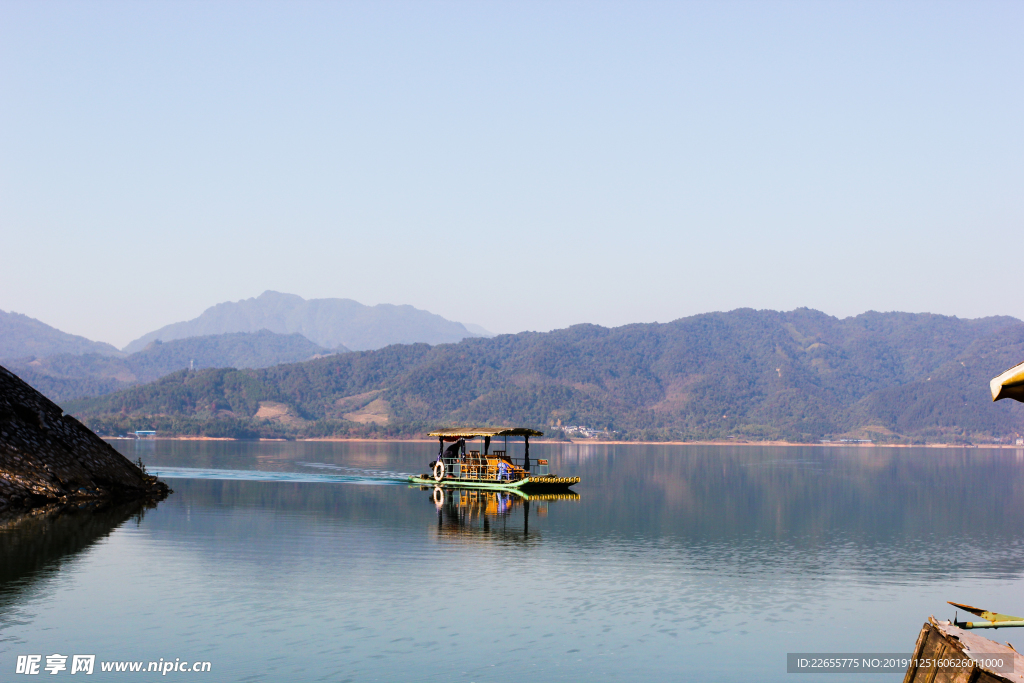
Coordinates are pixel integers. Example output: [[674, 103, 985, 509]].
[[436, 453, 551, 480]]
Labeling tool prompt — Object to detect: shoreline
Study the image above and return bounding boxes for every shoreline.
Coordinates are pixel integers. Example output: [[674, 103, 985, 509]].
[[101, 436, 1024, 449]]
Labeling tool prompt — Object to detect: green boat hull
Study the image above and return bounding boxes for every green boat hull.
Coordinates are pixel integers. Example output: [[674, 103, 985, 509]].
[[408, 475, 579, 491]]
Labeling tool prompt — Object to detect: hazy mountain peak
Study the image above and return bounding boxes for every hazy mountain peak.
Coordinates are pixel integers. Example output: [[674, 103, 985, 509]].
[[8, 329, 334, 403], [123, 293, 480, 353], [463, 323, 495, 337], [258, 290, 304, 302], [0, 309, 121, 360]]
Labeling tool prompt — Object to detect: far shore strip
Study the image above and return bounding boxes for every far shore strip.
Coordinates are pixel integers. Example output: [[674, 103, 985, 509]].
[[101, 436, 1020, 448]]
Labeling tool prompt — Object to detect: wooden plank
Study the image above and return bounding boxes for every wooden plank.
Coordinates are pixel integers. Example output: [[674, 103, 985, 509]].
[[904, 618, 1023, 683]]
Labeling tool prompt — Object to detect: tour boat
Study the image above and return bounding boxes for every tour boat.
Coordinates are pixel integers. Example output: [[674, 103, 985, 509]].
[[408, 427, 580, 491]]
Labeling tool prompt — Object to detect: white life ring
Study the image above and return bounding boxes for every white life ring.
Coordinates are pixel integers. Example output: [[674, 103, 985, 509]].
[[433, 460, 446, 481], [433, 487, 444, 505]]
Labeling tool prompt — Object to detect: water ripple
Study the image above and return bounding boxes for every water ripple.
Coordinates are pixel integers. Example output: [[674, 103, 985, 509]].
[[149, 466, 411, 485]]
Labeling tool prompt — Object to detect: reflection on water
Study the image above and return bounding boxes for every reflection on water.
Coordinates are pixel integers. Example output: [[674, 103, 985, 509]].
[[428, 487, 581, 544], [0, 499, 155, 628], [1, 441, 1023, 682]]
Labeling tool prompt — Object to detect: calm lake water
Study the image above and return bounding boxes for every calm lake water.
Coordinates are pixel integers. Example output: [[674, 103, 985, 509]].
[[3, 441, 1024, 682]]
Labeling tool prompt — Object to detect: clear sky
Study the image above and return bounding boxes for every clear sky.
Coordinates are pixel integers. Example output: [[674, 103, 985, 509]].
[[2, 1, 1021, 348]]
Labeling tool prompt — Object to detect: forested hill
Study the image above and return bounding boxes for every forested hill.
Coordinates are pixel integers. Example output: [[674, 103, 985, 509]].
[[9, 331, 332, 402], [65, 308, 1024, 443]]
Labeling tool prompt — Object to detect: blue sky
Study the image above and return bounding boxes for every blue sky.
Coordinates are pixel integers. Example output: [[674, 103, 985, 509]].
[[2, 1, 1021, 348]]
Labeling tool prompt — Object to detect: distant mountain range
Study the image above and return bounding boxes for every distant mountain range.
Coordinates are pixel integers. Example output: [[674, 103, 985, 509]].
[[0, 293, 491, 401], [0, 310, 120, 359], [122, 291, 482, 353], [8, 330, 332, 402], [63, 308, 1024, 444]]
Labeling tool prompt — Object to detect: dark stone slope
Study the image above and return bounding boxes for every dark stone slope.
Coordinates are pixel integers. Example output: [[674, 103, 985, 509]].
[[0, 364, 169, 511]]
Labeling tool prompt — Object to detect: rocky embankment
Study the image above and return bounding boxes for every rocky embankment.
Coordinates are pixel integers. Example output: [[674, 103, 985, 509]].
[[0, 365, 169, 511]]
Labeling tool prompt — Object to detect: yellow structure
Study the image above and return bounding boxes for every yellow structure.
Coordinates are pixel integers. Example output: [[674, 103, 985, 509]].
[[990, 361, 1024, 402]]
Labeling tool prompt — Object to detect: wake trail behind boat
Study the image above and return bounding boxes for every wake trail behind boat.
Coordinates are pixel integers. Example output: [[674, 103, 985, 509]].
[[149, 466, 413, 486]]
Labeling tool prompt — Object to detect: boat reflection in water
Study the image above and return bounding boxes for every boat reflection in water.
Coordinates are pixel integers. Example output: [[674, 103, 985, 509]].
[[424, 486, 579, 543]]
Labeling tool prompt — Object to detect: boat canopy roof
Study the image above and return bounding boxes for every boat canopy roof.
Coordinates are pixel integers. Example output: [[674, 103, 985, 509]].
[[428, 427, 544, 439]]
